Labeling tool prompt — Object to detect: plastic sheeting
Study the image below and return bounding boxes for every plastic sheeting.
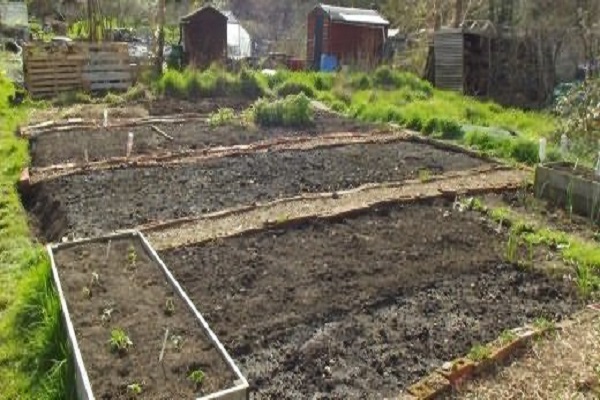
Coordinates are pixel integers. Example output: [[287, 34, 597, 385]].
[[227, 21, 252, 59]]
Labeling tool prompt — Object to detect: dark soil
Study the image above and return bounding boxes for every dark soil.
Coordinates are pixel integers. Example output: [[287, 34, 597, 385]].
[[30, 113, 370, 168], [26, 141, 487, 241], [146, 97, 253, 116], [159, 199, 581, 399], [547, 161, 600, 183], [53, 236, 236, 399]]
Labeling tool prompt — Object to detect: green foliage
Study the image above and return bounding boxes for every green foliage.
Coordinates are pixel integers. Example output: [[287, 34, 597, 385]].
[[0, 73, 71, 398], [156, 67, 267, 100], [468, 344, 491, 361], [109, 328, 133, 353], [276, 81, 315, 98], [253, 93, 313, 128], [188, 369, 205, 387], [208, 108, 236, 127]]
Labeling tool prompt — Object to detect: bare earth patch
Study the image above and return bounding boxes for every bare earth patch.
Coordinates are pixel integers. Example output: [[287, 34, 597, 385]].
[[456, 310, 600, 400]]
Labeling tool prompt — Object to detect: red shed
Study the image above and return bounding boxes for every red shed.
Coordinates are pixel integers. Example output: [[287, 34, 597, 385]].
[[307, 4, 390, 70], [180, 6, 227, 68]]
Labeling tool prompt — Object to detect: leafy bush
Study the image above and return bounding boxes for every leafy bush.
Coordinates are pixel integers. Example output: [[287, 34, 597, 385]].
[[239, 69, 266, 98], [351, 73, 372, 90], [374, 66, 395, 87], [208, 108, 236, 127], [253, 93, 313, 127], [276, 81, 315, 98]]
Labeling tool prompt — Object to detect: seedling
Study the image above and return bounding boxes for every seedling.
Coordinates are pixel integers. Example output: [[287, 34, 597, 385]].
[[90, 272, 99, 287], [188, 369, 205, 387], [101, 308, 114, 325], [506, 231, 519, 263], [82, 286, 92, 299], [109, 328, 133, 353], [127, 382, 143, 397], [127, 245, 137, 268], [171, 335, 184, 352], [418, 169, 432, 183], [164, 298, 175, 316], [467, 343, 491, 361]]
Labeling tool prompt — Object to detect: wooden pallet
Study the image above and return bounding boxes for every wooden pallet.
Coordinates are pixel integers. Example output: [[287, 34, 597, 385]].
[[24, 41, 133, 98]]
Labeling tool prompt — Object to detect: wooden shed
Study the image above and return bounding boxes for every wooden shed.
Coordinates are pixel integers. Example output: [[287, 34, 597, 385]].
[[180, 6, 227, 68], [433, 21, 496, 94], [307, 4, 390, 71]]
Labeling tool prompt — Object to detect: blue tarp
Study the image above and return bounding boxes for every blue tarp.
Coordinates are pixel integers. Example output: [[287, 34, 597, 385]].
[[320, 54, 338, 72]]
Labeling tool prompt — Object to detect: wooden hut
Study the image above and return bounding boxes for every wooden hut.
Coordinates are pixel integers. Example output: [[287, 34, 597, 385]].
[[180, 6, 227, 68], [307, 4, 390, 71]]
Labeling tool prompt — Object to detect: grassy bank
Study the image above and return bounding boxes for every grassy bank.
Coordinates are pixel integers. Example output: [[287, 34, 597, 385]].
[[0, 77, 69, 399], [156, 66, 560, 165]]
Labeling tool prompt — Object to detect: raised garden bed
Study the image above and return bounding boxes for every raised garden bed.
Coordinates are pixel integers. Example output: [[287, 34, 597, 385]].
[[26, 140, 488, 241], [534, 161, 600, 222], [29, 112, 370, 168], [158, 199, 581, 398], [49, 230, 248, 399]]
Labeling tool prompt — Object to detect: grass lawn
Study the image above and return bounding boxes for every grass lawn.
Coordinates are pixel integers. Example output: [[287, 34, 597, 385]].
[[0, 76, 69, 399]]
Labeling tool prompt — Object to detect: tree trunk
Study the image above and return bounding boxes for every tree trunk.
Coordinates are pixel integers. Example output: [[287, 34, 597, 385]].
[[156, 0, 166, 75], [453, 0, 463, 28]]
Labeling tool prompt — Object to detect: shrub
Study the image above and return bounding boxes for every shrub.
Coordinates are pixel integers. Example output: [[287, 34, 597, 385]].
[[239, 69, 266, 99], [374, 66, 395, 87], [510, 138, 539, 165], [208, 108, 236, 127], [276, 81, 315, 98], [313, 74, 334, 91], [437, 119, 464, 140], [351, 73, 372, 90], [253, 93, 313, 127], [159, 69, 186, 98]]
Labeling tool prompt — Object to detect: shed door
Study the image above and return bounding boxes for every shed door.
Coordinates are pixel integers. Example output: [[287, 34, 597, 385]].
[[313, 13, 324, 70], [434, 30, 464, 92]]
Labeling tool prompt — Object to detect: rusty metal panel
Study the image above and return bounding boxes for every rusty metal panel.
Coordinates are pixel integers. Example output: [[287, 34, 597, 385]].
[[434, 29, 464, 92]]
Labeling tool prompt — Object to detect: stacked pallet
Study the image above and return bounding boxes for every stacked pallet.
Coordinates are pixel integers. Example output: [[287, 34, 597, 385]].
[[23, 42, 133, 99]]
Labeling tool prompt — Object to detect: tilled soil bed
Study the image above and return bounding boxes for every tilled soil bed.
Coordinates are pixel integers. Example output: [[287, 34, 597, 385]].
[[52, 235, 237, 399], [30, 112, 369, 168], [159, 199, 581, 399], [26, 140, 487, 241], [146, 97, 253, 116]]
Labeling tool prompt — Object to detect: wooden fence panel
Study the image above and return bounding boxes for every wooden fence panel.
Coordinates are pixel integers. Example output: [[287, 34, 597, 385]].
[[24, 42, 134, 99]]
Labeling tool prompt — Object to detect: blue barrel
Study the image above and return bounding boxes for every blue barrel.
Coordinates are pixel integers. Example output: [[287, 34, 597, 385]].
[[320, 54, 338, 72]]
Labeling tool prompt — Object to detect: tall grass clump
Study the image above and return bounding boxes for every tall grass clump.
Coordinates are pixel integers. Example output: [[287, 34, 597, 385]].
[[156, 67, 266, 100], [253, 93, 313, 127], [0, 74, 71, 398]]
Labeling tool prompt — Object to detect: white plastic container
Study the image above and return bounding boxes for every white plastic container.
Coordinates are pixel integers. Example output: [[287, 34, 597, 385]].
[[538, 138, 547, 164], [560, 134, 568, 158], [126, 132, 134, 158]]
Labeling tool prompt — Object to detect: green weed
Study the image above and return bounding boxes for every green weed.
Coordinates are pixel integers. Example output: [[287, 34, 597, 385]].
[[468, 343, 491, 361], [499, 329, 517, 345], [533, 317, 556, 332], [127, 382, 143, 397], [208, 108, 236, 127], [252, 93, 313, 128], [188, 369, 206, 387], [109, 328, 133, 353]]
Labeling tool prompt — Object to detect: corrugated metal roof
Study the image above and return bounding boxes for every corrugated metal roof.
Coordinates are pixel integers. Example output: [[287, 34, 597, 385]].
[[318, 4, 389, 26], [0, 2, 28, 27]]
